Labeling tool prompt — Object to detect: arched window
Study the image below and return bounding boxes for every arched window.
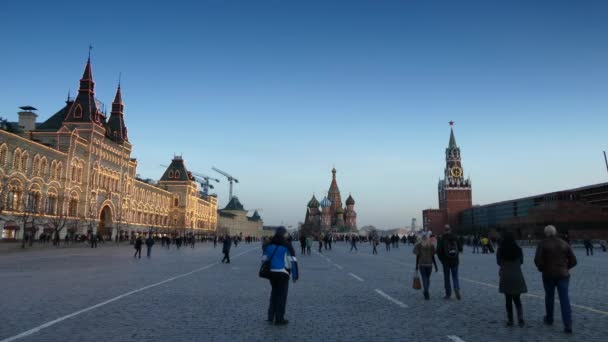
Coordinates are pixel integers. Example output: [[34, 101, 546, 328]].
[[175, 170, 180, 178], [40, 157, 47, 177], [56, 162, 63, 180], [0, 144, 8, 167], [12, 149, 22, 171], [21, 152, 29, 173], [7, 181, 23, 211], [26, 190, 41, 213], [32, 155, 40, 177], [74, 104, 83, 118], [46, 191, 58, 215], [174, 198, 179, 207], [68, 194, 79, 217], [168, 170, 174, 178]]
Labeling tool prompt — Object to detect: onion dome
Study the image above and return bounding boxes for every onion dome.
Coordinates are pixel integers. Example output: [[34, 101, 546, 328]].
[[307, 195, 320, 208], [346, 194, 355, 206], [320, 196, 332, 208], [335, 206, 344, 214]]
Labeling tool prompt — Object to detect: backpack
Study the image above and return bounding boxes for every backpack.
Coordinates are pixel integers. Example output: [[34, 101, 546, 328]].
[[445, 239, 459, 258]]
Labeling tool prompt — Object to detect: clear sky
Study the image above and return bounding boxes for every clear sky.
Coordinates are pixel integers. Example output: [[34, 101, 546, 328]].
[[1, 0, 607, 229]]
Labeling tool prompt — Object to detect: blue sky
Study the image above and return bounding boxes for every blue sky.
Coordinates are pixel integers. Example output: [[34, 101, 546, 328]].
[[1, 0, 607, 229]]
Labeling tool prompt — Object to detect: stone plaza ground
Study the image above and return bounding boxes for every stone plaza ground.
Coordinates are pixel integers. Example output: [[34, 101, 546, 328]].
[[0, 241, 607, 342]]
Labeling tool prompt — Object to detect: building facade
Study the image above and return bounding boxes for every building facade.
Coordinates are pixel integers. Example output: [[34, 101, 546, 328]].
[[0, 58, 217, 240], [301, 168, 357, 236], [458, 182, 608, 240], [217, 196, 266, 237], [423, 123, 472, 235]]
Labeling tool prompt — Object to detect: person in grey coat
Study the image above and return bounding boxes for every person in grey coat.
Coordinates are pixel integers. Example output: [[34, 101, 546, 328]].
[[497, 232, 527, 327]]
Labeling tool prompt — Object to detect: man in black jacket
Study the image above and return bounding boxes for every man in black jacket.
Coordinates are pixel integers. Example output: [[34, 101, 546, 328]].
[[437, 225, 462, 300], [222, 234, 232, 263]]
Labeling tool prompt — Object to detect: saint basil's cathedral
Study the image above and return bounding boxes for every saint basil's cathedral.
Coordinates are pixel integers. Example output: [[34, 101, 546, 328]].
[[301, 168, 357, 236]]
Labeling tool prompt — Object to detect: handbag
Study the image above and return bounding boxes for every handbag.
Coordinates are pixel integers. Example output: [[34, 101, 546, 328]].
[[412, 270, 422, 290], [259, 245, 279, 279]]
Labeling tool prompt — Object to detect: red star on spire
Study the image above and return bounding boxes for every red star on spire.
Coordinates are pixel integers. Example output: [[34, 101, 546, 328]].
[[449, 121, 454, 126]]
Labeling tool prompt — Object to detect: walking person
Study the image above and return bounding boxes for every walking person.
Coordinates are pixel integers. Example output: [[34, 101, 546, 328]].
[[261, 227, 299, 325], [583, 237, 593, 256], [497, 232, 527, 327], [472, 236, 480, 254], [305, 236, 312, 255], [222, 234, 232, 263], [213, 235, 217, 248], [134, 235, 142, 258], [414, 234, 438, 300], [384, 237, 391, 252], [317, 235, 323, 253], [437, 225, 462, 300], [299, 235, 306, 255], [145, 234, 155, 258], [372, 237, 379, 255], [349, 236, 358, 252], [534, 225, 577, 334]]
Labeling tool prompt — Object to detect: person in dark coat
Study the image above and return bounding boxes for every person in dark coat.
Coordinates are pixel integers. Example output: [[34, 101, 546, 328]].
[[437, 225, 462, 300], [261, 227, 299, 325], [145, 235, 155, 258], [497, 232, 527, 327], [134, 235, 143, 258], [222, 234, 232, 263], [535, 225, 577, 334]]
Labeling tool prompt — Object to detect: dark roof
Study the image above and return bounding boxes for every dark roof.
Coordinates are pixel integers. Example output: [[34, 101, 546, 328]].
[[307, 195, 320, 208], [219, 212, 237, 218], [37, 103, 71, 131], [249, 210, 262, 221], [160, 157, 191, 182], [346, 194, 355, 206], [223, 196, 245, 211], [19, 106, 37, 111]]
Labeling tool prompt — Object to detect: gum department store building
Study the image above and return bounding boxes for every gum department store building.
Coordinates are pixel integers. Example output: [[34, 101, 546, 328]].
[[0, 58, 218, 240]]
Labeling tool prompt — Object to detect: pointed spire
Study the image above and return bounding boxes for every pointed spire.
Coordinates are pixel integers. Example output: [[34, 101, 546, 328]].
[[113, 84, 123, 107], [79, 57, 95, 94], [107, 80, 128, 143], [448, 121, 457, 148]]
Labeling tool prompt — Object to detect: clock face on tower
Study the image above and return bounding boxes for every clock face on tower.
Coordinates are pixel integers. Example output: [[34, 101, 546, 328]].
[[450, 166, 463, 178]]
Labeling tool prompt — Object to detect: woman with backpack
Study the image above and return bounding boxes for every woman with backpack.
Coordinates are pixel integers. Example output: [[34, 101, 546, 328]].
[[497, 231, 527, 327], [261, 227, 299, 325]]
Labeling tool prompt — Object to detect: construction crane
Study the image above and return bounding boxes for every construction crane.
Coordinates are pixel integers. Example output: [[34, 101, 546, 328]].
[[189, 171, 220, 197], [160, 165, 220, 196], [212, 167, 239, 201]]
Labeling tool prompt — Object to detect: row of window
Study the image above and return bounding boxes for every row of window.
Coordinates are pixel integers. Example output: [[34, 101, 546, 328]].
[[4, 189, 79, 217], [0, 144, 64, 181]]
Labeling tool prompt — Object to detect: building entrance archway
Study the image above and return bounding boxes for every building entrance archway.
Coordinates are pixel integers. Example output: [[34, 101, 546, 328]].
[[98, 205, 113, 239]]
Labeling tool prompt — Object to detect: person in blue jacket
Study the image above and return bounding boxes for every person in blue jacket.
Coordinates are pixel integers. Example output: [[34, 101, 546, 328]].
[[261, 226, 299, 325]]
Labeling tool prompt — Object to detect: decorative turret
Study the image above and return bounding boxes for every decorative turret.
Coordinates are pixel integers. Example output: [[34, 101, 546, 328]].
[[106, 83, 128, 143], [327, 167, 342, 214], [346, 194, 355, 206], [307, 195, 320, 208], [320, 196, 332, 209], [320, 196, 332, 231], [64, 57, 105, 126]]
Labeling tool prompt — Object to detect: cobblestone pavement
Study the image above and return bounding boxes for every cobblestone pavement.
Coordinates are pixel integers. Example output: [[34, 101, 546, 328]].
[[0, 242, 607, 342]]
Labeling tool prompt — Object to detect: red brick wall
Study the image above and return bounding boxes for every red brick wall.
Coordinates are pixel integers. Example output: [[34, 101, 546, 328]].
[[445, 189, 472, 229], [423, 209, 448, 235]]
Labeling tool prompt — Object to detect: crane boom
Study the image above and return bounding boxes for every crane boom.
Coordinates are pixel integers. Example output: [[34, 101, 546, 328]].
[[190, 170, 220, 183], [212, 166, 239, 200]]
